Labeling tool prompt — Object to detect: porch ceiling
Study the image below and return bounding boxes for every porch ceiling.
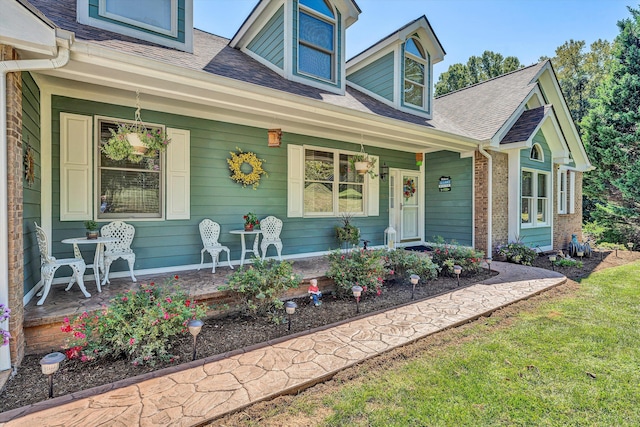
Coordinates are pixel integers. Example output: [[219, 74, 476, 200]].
[[35, 49, 479, 154]]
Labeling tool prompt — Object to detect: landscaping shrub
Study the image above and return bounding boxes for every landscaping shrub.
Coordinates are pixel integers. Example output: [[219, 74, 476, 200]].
[[431, 241, 484, 276], [495, 241, 538, 266], [385, 249, 439, 282], [220, 258, 301, 323], [62, 276, 206, 366], [327, 248, 388, 299], [553, 258, 583, 268]]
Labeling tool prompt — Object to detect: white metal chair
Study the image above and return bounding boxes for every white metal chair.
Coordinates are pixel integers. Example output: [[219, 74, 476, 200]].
[[100, 221, 137, 286], [260, 216, 283, 261], [198, 219, 234, 273], [34, 222, 89, 306]]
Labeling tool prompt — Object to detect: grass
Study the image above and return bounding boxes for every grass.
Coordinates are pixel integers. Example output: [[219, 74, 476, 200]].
[[282, 262, 640, 426]]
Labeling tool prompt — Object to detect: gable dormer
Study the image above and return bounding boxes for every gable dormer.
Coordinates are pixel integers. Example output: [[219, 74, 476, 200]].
[[76, 0, 194, 52], [231, 0, 360, 95], [346, 16, 445, 119]]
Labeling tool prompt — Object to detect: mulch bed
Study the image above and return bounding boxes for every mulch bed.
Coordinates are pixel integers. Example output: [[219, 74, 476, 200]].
[[0, 270, 492, 413]]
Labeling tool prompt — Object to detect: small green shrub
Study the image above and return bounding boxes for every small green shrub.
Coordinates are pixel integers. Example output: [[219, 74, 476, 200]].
[[553, 258, 583, 268], [326, 248, 388, 299], [335, 213, 360, 246], [431, 241, 484, 276], [496, 241, 538, 266], [220, 258, 301, 323], [61, 276, 206, 365], [385, 249, 439, 282]]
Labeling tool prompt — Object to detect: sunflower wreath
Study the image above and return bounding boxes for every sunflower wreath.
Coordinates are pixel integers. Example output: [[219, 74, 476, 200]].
[[227, 147, 268, 189]]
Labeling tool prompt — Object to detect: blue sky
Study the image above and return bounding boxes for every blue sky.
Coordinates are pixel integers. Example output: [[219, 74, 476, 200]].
[[193, 0, 632, 82]]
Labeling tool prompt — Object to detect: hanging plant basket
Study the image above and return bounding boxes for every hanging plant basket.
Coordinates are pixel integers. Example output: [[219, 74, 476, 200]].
[[349, 154, 377, 178]]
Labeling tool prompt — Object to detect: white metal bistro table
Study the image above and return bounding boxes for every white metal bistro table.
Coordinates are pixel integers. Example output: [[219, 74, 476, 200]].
[[229, 229, 262, 267], [61, 236, 118, 292]]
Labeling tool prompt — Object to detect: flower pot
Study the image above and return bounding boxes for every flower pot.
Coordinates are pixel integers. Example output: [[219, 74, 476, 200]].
[[86, 231, 99, 240], [126, 132, 148, 155], [354, 161, 370, 175], [244, 224, 254, 231]]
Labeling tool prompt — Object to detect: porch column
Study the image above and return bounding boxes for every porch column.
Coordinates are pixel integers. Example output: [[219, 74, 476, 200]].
[[2, 44, 25, 367], [474, 151, 489, 256]]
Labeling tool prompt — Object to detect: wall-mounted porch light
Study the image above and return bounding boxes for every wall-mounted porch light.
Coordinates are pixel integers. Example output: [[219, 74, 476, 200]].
[[379, 163, 389, 181]]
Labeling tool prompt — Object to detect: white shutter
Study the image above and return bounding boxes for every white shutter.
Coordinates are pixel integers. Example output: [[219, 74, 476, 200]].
[[367, 155, 379, 216], [166, 128, 191, 220], [60, 113, 92, 221], [569, 170, 576, 214], [288, 144, 304, 217]]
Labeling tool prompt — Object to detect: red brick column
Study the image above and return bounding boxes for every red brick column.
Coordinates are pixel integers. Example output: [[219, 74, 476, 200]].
[[474, 151, 489, 255], [2, 44, 25, 366]]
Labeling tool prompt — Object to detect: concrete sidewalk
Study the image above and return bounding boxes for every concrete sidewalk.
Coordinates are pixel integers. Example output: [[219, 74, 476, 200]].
[[0, 262, 565, 426]]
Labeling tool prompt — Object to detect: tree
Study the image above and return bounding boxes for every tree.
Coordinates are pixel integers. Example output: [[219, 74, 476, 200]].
[[581, 6, 640, 242], [435, 51, 522, 96]]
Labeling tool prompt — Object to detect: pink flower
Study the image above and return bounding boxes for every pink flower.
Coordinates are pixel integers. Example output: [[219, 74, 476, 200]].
[[129, 338, 135, 346], [377, 289, 382, 296], [122, 297, 128, 302], [389, 270, 395, 275], [73, 331, 86, 339], [163, 312, 169, 320], [166, 297, 172, 303], [174, 275, 179, 280], [80, 355, 88, 362], [63, 317, 70, 324]]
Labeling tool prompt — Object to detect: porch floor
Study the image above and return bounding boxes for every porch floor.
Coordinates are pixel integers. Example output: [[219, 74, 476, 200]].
[[24, 256, 328, 329]]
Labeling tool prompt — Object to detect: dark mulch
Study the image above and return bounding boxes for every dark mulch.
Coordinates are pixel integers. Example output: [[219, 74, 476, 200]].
[[0, 270, 494, 413], [530, 249, 640, 281]]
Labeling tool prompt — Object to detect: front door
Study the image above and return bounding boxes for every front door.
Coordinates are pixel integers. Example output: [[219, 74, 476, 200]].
[[389, 169, 421, 242]]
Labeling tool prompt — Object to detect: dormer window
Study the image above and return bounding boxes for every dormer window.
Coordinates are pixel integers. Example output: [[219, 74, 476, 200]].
[[298, 0, 336, 82], [403, 37, 427, 109]]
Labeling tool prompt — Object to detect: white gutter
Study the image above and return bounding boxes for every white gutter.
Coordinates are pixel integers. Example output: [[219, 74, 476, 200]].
[[0, 44, 69, 370], [478, 146, 492, 257]]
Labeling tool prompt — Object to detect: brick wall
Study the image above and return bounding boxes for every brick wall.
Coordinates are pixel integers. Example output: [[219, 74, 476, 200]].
[[553, 166, 584, 250], [491, 151, 509, 254], [2, 45, 26, 366], [474, 152, 489, 255]]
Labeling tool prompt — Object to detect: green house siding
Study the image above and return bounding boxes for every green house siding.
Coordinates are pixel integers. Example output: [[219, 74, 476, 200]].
[[292, 0, 342, 88], [424, 151, 473, 245], [89, 0, 186, 43], [22, 73, 42, 296], [247, 5, 284, 69], [347, 52, 394, 101], [520, 130, 552, 248], [50, 96, 419, 275]]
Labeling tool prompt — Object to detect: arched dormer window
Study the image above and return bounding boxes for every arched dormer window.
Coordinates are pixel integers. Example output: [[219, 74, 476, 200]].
[[298, 0, 336, 82], [530, 143, 544, 162], [403, 37, 427, 109]]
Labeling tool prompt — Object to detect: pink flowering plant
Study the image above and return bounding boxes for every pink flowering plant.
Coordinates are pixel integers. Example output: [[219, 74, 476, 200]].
[[326, 248, 389, 299], [61, 276, 206, 366], [0, 303, 11, 346], [430, 238, 484, 277]]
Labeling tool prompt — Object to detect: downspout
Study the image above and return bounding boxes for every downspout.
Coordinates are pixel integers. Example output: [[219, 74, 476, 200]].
[[0, 43, 70, 370], [478, 146, 492, 257]]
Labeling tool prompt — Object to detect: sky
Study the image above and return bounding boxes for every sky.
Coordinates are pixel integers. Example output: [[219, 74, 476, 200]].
[[193, 0, 633, 83]]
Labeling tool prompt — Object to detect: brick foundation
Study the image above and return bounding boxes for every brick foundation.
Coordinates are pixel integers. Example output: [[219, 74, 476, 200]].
[[474, 151, 489, 255]]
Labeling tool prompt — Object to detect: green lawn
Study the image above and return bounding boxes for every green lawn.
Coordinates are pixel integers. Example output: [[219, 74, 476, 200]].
[[279, 262, 640, 426]]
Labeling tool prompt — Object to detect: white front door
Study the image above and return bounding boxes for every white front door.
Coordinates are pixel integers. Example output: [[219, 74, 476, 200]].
[[389, 169, 421, 242]]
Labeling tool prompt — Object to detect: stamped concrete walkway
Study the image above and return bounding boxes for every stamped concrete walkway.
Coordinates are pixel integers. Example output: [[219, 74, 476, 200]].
[[0, 262, 565, 426]]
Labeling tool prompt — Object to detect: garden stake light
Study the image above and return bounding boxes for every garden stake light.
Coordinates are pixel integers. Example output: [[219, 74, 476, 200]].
[[577, 250, 584, 261], [40, 352, 65, 398], [453, 265, 462, 286], [485, 257, 492, 275], [410, 274, 420, 300], [628, 242, 634, 256], [187, 319, 204, 361], [549, 254, 557, 271], [285, 301, 297, 331], [352, 285, 363, 313]]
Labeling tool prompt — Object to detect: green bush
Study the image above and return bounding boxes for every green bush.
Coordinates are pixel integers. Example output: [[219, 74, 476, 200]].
[[61, 276, 207, 365], [495, 241, 538, 266], [431, 241, 484, 276], [553, 258, 583, 268], [385, 249, 439, 282], [326, 248, 388, 299], [220, 258, 301, 323]]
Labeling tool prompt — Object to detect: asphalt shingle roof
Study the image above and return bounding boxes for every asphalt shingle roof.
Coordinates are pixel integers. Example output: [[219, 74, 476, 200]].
[[500, 105, 551, 144]]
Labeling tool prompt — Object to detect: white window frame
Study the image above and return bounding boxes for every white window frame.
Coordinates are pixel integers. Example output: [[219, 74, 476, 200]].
[[557, 168, 568, 214], [521, 168, 550, 228], [303, 146, 366, 217], [530, 143, 544, 162], [297, 0, 337, 83], [95, 116, 165, 221], [403, 37, 427, 109], [99, 0, 178, 37]]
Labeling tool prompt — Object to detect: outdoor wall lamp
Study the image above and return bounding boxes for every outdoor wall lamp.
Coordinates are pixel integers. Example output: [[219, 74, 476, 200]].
[[188, 319, 204, 361], [40, 352, 66, 398], [379, 163, 389, 181], [453, 265, 462, 286], [285, 301, 297, 331], [410, 274, 420, 300], [352, 285, 363, 313]]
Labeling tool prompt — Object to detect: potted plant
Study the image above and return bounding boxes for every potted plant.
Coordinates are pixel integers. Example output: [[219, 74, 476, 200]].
[[335, 213, 360, 248], [84, 220, 99, 239], [243, 212, 260, 231], [102, 123, 171, 162], [349, 154, 377, 178]]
